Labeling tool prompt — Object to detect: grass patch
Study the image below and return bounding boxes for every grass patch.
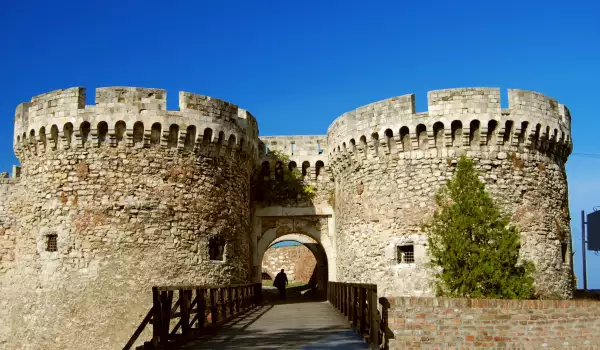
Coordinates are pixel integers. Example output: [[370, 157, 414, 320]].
[[262, 280, 307, 289]]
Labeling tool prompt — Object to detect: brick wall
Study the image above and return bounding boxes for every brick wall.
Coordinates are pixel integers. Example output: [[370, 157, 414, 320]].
[[383, 297, 600, 349]]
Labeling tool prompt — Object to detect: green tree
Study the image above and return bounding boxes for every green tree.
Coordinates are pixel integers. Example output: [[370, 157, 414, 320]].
[[422, 155, 534, 299]]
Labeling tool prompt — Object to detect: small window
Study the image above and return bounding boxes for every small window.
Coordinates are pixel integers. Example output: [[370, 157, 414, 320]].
[[209, 237, 225, 261], [397, 245, 414, 264], [46, 234, 58, 252], [561, 243, 568, 263]]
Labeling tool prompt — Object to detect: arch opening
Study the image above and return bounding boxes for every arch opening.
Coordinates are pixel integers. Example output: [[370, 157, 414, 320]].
[[258, 232, 329, 301]]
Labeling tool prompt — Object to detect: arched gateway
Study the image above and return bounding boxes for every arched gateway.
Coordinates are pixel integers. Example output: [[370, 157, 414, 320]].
[[251, 205, 337, 296], [1, 87, 575, 350]]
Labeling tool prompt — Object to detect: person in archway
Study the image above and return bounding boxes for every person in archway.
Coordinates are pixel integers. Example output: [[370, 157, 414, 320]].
[[273, 269, 288, 300]]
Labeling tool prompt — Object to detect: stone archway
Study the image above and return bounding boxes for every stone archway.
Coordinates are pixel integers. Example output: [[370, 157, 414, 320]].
[[251, 208, 337, 296], [260, 233, 328, 294]]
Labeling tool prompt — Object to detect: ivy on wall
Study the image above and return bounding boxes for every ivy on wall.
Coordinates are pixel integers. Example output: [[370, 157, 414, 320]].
[[252, 150, 315, 205]]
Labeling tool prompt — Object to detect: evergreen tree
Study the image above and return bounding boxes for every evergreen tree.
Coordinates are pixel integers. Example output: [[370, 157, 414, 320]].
[[422, 155, 534, 299]]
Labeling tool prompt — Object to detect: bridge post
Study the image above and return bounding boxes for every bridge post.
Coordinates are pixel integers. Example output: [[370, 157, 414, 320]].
[[220, 288, 227, 320], [159, 290, 173, 346], [359, 287, 366, 336], [151, 287, 162, 345], [180, 288, 191, 336], [369, 288, 380, 349], [197, 288, 206, 332], [210, 288, 218, 329]]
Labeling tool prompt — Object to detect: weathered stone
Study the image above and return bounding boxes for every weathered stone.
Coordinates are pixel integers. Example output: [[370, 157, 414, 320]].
[[0, 86, 575, 349]]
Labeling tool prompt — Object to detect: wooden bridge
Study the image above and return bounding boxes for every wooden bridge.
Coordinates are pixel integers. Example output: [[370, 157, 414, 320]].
[[124, 282, 384, 350]]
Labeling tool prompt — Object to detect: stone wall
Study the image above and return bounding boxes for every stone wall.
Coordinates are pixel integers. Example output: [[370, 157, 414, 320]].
[[328, 88, 573, 299], [255, 135, 333, 209], [384, 297, 600, 349], [1, 85, 577, 349], [1, 87, 260, 350], [262, 244, 317, 282], [0, 178, 17, 274]]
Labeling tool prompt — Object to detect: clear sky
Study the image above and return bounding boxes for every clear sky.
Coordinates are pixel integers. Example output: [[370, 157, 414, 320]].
[[1, 0, 598, 288]]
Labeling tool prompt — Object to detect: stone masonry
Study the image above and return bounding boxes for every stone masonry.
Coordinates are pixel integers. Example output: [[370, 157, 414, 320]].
[[0, 86, 574, 349], [262, 244, 317, 283]]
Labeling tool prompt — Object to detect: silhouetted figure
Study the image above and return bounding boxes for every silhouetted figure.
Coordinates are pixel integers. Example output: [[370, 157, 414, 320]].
[[273, 269, 288, 300]]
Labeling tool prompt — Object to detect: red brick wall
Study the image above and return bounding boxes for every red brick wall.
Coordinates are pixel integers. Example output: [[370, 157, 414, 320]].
[[384, 297, 600, 349]]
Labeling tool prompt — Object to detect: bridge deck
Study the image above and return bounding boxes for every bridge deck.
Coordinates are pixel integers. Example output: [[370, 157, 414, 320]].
[[181, 288, 369, 349]]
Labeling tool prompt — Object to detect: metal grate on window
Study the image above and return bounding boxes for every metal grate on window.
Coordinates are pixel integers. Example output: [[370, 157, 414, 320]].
[[46, 234, 58, 252], [397, 245, 414, 264]]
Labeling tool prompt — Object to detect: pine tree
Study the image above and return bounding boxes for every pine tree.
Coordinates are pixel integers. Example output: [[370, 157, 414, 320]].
[[422, 155, 534, 299]]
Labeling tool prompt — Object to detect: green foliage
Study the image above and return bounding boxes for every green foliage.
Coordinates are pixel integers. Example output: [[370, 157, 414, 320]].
[[422, 155, 534, 299], [252, 150, 315, 204]]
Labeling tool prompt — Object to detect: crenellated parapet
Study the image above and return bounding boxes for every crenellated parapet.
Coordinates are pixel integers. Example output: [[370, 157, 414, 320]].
[[258, 135, 330, 182], [13, 87, 260, 164], [327, 88, 573, 175]]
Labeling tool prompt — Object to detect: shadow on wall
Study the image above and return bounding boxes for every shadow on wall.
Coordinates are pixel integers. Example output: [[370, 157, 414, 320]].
[[252, 150, 317, 205], [378, 297, 394, 350]]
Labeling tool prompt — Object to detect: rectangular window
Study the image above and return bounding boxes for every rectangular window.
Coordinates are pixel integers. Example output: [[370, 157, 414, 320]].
[[291, 142, 295, 156], [209, 237, 225, 261], [397, 245, 414, 264], [46, 234, 58, 252], [561, 243, 568, 263]]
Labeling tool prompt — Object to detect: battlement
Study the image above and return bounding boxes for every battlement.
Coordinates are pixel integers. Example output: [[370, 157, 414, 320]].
[[14, 87, 260, 162], [259, 135, 327, 158], [257, 135, 330, 182], [327, 87, 573, 174]]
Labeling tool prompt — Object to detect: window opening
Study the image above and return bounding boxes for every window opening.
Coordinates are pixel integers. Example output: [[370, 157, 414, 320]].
[[397, 245, 414, 264], [46, 234, 58, 252], [209, 237, 225, 261], [561, 243, 568, 263], [291, 142, 295, 155], [317, 142, 323, 155]]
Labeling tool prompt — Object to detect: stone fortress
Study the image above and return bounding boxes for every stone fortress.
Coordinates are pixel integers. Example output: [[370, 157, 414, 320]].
[[0, 86, 573, 349]]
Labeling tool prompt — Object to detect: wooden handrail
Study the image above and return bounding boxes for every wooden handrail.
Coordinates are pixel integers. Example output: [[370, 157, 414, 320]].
[[124, 283, 262, 350], [327, 281, 381, 349]]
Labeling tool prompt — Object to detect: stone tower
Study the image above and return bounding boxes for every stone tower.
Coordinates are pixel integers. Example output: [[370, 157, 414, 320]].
[[0, 86, 574, 349], [327, 88, 573, 298], [1, 87, 259, 348]]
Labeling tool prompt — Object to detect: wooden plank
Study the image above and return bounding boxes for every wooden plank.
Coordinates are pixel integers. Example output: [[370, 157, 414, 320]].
[[228, 287, 234, 318], [123, 308, 153, 350], [197, 288, 206, 333], [369, 288, 380, 349], [152, 286, 161, 342], [359, 287, 366, 337], [210, 288, 218, 329], [156, 283, 259, 292], [159, 291, 173, 345], [180, 289, 191, 336], [219, 288, 227, 321], [350, 286, 356, 328], [233, 287, 240, 314]]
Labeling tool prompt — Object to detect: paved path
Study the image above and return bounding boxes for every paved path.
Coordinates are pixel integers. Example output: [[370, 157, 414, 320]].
[[182, 288, 369, 350]]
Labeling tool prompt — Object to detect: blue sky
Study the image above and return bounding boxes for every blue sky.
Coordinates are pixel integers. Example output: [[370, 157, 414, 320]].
[[1, 0, 598, 288]]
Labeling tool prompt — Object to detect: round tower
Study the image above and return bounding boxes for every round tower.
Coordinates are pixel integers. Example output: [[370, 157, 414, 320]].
[[327, 88, 573, 299], [3, 87, 259, 349]]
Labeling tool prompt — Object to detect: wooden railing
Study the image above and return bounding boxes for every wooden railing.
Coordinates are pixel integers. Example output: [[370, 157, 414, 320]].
[[124, 283, 262, 350], [327, 282, 380, 349]]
